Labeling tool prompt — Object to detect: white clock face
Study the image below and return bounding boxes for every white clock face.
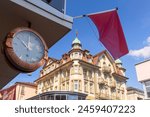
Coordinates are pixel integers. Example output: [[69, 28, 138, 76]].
[[12, 31, 45, 64]]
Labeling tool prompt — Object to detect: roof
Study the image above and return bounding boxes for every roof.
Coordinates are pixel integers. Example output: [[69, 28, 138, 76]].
[[15, 82, 37, 87], [0, 82, 36, 92], [135, 59, 150, 66], [43, 57, 59, 69], [93, 50, 114, 65], [112, 73, 129, 81], [115, 59, 122, 64], [127, 87, 144, 93], [72, 37, 81, 45]]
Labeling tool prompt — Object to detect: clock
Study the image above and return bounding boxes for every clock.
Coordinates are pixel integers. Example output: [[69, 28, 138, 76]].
[[4, 27, 48, 72]]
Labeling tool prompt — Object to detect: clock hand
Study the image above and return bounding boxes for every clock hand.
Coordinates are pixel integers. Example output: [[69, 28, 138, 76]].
[[17, 37, 28, 49], [28, 34, 31, 49]]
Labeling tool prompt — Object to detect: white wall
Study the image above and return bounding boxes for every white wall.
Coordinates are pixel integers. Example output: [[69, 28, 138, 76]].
[[135, 60, 150, 82]]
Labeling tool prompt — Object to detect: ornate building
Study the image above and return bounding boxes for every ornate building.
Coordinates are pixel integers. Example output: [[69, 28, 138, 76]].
[[33, 36, 128, 100]]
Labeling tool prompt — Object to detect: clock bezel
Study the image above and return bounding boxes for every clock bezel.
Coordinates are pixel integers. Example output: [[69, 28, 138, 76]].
[[4, 27, 48, 72]]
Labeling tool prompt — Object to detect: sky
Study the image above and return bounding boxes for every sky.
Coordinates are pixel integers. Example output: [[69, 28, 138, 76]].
[[5, 0, 150, 90]]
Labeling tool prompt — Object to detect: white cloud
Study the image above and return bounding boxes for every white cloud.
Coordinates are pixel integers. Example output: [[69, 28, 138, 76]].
[[147, 36, 150, 44], [129, 37, 150, 59]]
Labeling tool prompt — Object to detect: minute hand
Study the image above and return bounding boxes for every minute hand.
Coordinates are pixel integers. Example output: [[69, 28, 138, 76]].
[[17, 37, 28, 48]]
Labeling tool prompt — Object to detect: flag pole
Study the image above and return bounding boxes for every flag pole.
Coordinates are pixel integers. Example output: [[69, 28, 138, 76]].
[[74, 7, 118, 19]]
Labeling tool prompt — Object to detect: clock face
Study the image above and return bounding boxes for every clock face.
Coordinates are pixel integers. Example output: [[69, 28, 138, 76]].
[[12, 31, 45, 64]]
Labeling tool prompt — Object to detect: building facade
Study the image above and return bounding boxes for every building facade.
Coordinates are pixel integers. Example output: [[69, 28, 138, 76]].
[[135, 59, 150, 99], [127, 87, 144, 100], [0, 82, 36, 100], [33, 36, 128, 100]]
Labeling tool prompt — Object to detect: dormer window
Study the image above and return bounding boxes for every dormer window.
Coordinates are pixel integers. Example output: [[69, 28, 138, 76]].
[[103, 62, 106, 65], [102, 55, 105, 60]]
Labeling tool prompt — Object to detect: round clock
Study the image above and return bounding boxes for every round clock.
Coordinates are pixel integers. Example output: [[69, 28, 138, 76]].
[[5, 27, 48, 72]]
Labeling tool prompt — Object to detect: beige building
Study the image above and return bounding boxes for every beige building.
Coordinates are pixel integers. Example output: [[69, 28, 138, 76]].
[[33, 36, 128, 100], [0, 82, 36, 100], [127, 87, 144, 100]]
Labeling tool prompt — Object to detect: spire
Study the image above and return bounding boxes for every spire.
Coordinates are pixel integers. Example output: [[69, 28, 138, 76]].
[[76, 30, 78, 37], [72, 31, 82, 49]]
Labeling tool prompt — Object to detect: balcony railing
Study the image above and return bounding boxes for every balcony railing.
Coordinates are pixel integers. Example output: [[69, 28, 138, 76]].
[[102, 66, 111, 74]]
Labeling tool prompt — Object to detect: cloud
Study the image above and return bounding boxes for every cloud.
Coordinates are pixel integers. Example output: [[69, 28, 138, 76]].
[[147, 36, 150, 44], [129, 37, 150, 59]]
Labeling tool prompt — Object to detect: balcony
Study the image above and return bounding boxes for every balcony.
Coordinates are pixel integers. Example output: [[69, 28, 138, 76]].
[[109, 81, 116, 88], [120, 87, 124, 91], [61, 77, 69, 82], [102, 66, 111, 74], [89, 78, 94, 82], [98, 78, 106, 85], [61, 78, 65, 82], [96, 93, 110, 100]]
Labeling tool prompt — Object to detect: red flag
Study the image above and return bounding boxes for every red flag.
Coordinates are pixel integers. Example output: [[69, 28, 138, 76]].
[[0, 85, 16, 100], [89, 10, 129, 59]]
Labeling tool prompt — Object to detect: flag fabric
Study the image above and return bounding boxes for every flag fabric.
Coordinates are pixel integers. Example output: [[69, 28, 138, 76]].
[[88, 10, 129, 60], [0, 85, 16, 100]]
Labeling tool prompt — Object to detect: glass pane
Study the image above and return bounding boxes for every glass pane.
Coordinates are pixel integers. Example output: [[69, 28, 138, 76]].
[[147, 92, 150, 98], [42, 0, 65, 13], [146, 87, 150, 92], [145, 81, 150, 86], [60, 95, 66, 100], [55, 95, 61, 100], [67, 95, 78, 100]]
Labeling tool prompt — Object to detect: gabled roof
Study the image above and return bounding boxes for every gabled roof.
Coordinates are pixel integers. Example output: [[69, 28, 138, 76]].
[[43, 57, 59, 69], [93, 50, 114, 65]]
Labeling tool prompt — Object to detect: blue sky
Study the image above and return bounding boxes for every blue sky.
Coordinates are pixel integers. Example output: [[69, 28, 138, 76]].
[[6, 0, 150, 90]]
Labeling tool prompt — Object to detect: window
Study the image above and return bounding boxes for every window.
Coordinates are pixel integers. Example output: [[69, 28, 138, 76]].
[[47, 95, 54, 100], [55, 95, 61, 100], [144, 80, 150, 98], [55, 86, 57, 90], [145, 81, 150, 86], [84, 82, 88, 92], [74, 52, 79, 58], [98, 71, 101, 77], [88, 58, 92, 63], [38, 82, 42, 89], [21, 86, 25, 95], [55, 95, 67, 100], [83, 69, 87, 79], [90, 83, 94, 94], [62, 83, 65, 90], [66, 82, 69, 90], [89, 70, 92, 78], [74, 80, 78, 91], [42, 0, 65, 13]]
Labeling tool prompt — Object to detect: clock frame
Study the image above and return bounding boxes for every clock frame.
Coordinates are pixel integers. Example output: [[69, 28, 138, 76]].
[[4, 27, 48, 72]]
